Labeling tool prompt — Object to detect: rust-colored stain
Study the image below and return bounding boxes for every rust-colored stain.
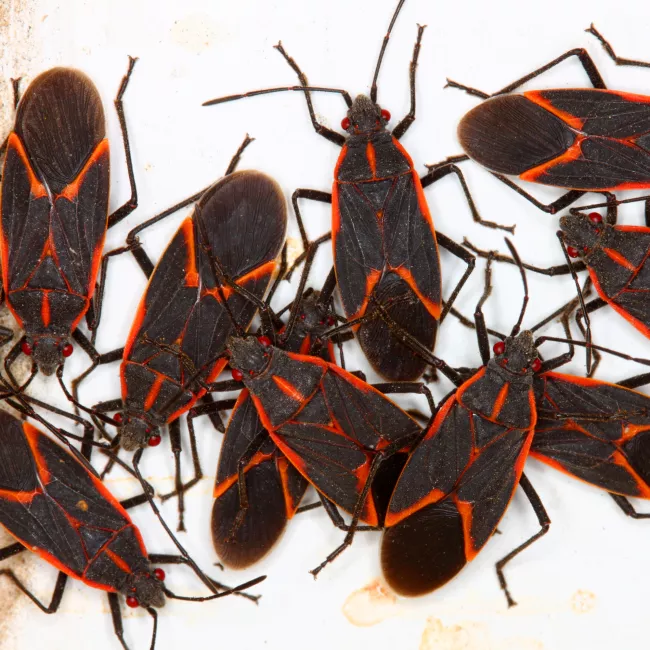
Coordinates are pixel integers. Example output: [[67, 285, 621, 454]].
[[342, 579, 398, 627], [571, 589, 597, 614], [419, 618, 544, 650]]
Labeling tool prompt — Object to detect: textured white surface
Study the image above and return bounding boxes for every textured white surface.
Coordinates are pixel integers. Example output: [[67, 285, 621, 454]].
[[2, 0, 650, 648]]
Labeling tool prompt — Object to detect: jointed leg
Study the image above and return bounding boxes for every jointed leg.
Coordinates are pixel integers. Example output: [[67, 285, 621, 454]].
[[436, 232, 475, 323], [610, 493, 650, 519], [310, 431, 422, 578], [445, 46, 606, 99], [495, 473, 551, 608], [422, 160, 515, 232], [160, 398, 236, 501], [107, 57, 139, 229], [392, 24, 425, 141], [274, 42, 347, 146], [126, 133, 255, 277]]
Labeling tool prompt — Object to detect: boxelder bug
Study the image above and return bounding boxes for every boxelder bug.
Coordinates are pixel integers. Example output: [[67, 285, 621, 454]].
[[379, 245, 650, 605], [203, 0, 488, 381], [77, 158, 286, 532], [0, 59, 139, 382], [450, 25, 650, 215], [464, 206, 650, 369], [0, 410, 264, 649], [212, 331, 431, 577], [211, 254, 343, 569]]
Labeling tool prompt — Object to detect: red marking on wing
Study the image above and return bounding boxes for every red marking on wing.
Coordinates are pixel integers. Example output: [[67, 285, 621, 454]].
[[589, 267, 650, 339], [347, 268, 382, 324], [383, 395, 458, 527], [180, 218, 199, 287], [524, 90, 585, 130], [455, 496, 476, 560], [203, 260, 277, 302], [213, 450, 272, 499], [23, 423, 52, 485], [5, 133, 48, 199], [0, 488, 40, 503], [520, 136, 585, 183], [58, 139, 109, 202], [277, 456, 301, 517], [390, 264, 442, 320]]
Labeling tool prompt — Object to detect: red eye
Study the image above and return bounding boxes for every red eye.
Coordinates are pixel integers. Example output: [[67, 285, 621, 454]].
[[588, 212, 603, 225], [126, 596, 139, 608], [21, 341, 33, 356], [153, 568, 165, 581], [566, 246, 580, 258], [232, 368, 243, 382], [327, 316, 336, 326], [341, 117, 351, 130], [249, 370, 255, 376], [148, 435, 161, 447], [62, 343, 74, 357], [493, 341, 505, 355], [257, 335, 271, 347], [113, 413, 123, 424], [531, 358, 542, 372], [380, 108, 391, 122], [300, 313, 306, 320]]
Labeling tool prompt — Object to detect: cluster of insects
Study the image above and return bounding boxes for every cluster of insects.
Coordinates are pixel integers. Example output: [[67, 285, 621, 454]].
[[3, 0, 650, 647]]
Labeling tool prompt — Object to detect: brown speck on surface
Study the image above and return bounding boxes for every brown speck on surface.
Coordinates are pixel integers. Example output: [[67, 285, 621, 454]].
[[571, 589, 597, 614], [342, 579, 398, 627], [77, 500, 89, 512]]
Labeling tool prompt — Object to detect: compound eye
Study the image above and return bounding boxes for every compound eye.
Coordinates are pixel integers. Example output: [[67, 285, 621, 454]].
[[380, 108, 391, 122], [341, 117, 351, 130], [531, 358, 542, 373], [588, 212, 603, 225], [21, 341, 33, 356], [493, 341, 505, 356], [62, 343, 74, 357], [566, 246, 580, 258], [257, 335, 271, 347]]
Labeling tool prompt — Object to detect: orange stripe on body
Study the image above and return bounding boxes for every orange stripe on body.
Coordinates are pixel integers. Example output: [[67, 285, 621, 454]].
[[272, 375, 305, 403], [524, 90, 585, 130], [144, 375, 165, 411], [520, 136, 585, 184], [41, 291, 51, 327], [490, 383, 510, 420], [366, 141, 377, 178], [104, 548, 132, 574], [603, 247, 637, 272]]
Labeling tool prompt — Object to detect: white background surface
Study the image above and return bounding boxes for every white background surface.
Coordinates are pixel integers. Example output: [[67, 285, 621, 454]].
[[2, 0, 650, 648]]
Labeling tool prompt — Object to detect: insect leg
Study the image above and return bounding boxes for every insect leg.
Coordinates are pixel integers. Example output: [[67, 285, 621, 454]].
[[160, 399, 236, 501], [435, 232, 476, 323], [610, 493, 650, 519], [107, 56, 139, 229], [422, 160, 514, 232], [392, 24, 425, 141], [495, 473, 551, 608]]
